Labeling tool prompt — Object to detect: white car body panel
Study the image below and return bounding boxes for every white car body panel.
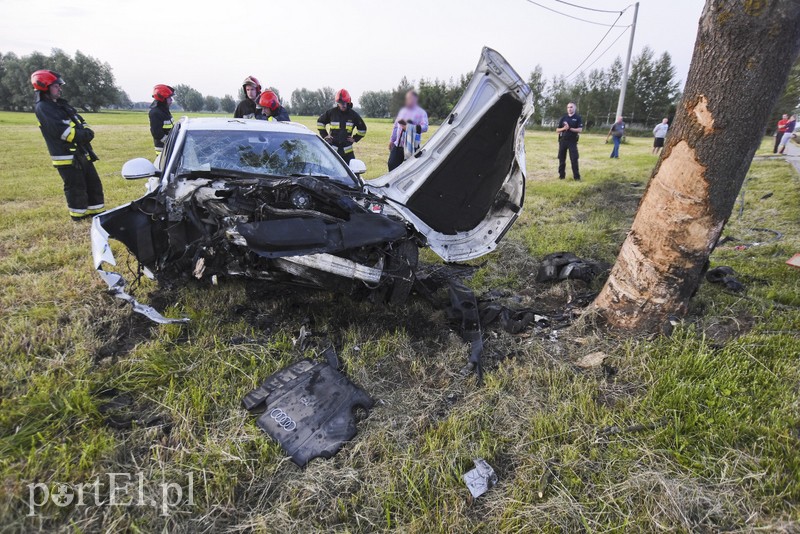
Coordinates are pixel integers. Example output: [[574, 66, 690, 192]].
[[367, 47, 533, 262]]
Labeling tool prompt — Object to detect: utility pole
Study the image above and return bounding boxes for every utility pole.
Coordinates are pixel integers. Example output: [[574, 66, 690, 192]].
[[615, 1, 639, 120]]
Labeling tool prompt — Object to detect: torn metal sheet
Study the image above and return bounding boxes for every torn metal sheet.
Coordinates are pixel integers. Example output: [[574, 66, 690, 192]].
[[463, 458, 498, 499], [91, 215, 189, 324], [243, 359, 373, 467]]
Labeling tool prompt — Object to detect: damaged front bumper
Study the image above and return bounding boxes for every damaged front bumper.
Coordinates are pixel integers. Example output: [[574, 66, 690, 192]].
[[91, 210, 189, 324]]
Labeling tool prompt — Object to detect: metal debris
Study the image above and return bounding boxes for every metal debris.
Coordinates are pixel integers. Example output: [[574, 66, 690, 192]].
[[463, 458, 498, 499]]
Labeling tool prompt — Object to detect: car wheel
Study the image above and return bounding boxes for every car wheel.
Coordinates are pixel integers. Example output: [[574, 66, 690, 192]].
[[386, 240, 419, 305]]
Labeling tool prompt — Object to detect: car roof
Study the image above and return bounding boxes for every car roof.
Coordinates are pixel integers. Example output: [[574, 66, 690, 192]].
[[178, 117, 314, 135]]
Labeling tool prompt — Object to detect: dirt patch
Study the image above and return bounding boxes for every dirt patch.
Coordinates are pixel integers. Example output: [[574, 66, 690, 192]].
[[704, 312, 755, 344], [93, 312, 154, 362]]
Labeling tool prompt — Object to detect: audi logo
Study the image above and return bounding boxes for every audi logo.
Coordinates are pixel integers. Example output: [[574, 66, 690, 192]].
[[269, 408, 297, 431]]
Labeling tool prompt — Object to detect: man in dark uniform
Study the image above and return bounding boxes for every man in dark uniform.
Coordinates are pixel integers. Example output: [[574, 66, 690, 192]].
[[32, 70, 104, 221], [149, 84, 175, 156], [234, 76, 261, 119], [556, 102, 583, 181], [255, 91, 291, 122], [317, 89, 367, 163]]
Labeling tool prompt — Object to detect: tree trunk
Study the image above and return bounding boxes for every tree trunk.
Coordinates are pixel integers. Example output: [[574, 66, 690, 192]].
[[592, 0, 800, 332]]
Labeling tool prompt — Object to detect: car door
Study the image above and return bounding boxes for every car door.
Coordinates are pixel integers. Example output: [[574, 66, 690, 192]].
[[365, 47, 533, 262]]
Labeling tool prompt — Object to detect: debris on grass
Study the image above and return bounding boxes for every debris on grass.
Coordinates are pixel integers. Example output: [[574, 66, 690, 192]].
[[536, 252, 609, 283], [787, 253, 800, 269], [242, 358, 373, 467], [705, 266, 745, 292], [462, 458, 498, 499], [576, 351, 607, 368]]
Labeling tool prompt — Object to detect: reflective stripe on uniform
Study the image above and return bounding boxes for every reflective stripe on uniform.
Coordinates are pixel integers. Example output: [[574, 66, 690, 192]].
[[316, 122, 326, 129], [357, 129, 367, 136], [69, 207, 87, 216], [52, 155, 74, 166], [155, 147, 163, 153], [344, 145, 354, 153], [60, 124, 75, 142], [86, 205, 105, 215]]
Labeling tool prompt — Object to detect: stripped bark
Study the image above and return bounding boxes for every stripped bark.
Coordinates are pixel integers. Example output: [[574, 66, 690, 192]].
[[593, 0, 800, 332]]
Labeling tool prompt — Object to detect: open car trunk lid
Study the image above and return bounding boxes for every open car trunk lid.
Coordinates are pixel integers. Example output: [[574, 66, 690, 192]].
[[366, 47, 533, 262]]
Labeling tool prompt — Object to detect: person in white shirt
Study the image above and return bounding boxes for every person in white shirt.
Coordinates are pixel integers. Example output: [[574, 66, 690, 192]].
[[387, 90, 429, 171], [652, 118, 669, 155]]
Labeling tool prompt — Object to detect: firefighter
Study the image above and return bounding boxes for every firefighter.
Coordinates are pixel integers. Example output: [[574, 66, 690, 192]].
[[317, 89, 367, 163], [149, 84, 175, 155], [234, 76, 261, 119], [32, 70, 104, 221], [255, 91, 290, 122]]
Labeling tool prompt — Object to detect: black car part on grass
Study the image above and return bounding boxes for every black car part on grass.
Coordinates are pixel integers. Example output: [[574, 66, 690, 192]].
[[536, 252, 610, 283], [447, 280, 485, 379], [705, 266, 745, 292], [243, 359, 373, 467]]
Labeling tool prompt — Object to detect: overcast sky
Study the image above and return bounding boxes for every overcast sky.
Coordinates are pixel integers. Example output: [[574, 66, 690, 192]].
[[0, 0, 705, 105]]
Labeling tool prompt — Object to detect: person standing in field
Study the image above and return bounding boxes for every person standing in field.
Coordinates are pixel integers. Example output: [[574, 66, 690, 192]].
[[652, 117, 669, 155], [234, 76, 261, 119], [317, 89, 368, 164], [149, 84, 175, 156], [773, 113, 789, 153], [31, 70, 104, 221], [388, 90, 429, 171], [255, 91, 291, 122], [605, 116, 626, 159], [556, 102, 583, 180], [777, 114, 797, 154]]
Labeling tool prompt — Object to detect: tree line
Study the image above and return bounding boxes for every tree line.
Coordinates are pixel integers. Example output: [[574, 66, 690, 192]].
[[0, 49, 128, 112], [1, 47, 796, 129]]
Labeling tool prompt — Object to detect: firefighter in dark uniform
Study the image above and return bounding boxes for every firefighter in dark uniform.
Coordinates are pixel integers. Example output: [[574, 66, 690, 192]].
[[149, 84, 175, 156], [234, 76, 261, 119], [556, 102, 583, 181], [317, 89, 367, 164], [255, 91, 291, 122], [32, 70, 104, 221]]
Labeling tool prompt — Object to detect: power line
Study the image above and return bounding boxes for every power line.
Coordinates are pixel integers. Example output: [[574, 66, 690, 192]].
[[562, 9, 627, 79], [553, 0, 627, 14], [566, 25, 630, 81], [523, 0, 628, 27]]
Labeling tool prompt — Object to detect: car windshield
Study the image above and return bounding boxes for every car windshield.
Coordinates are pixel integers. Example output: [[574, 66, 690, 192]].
[[175, 129, 358, 187]]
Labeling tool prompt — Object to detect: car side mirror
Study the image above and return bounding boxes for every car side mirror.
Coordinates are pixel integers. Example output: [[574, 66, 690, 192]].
[[349, 159, 367, 175], [121, 158, 160, 180]]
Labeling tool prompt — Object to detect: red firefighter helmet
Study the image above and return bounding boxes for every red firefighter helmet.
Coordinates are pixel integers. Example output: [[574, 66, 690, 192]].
[[335, 88, 351, 105], [152, 84, 175, 102], [31, 70, 65, 91], [242, 75, 262, 94], [258, 90, 281, 112]]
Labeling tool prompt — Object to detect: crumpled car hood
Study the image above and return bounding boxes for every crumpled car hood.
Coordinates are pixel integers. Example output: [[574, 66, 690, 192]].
[[366, 47, 533, 262]]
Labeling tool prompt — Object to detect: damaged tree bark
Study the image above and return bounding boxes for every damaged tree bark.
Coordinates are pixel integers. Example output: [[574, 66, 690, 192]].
[[593, 0, 800, 332]]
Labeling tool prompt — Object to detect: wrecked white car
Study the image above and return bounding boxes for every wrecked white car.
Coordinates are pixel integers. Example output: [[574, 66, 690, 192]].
[[92, 47, 533, 323]]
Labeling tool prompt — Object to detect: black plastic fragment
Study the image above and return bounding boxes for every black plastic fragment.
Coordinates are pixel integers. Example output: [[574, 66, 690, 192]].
[[243, 359, 373, 467], [536, 252, 609, 283], [705, 266, 745, 292], [447, 280, 484, 380]]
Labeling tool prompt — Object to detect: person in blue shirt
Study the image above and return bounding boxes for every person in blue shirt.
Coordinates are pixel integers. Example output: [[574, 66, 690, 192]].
[[605, 116, 626, 159]]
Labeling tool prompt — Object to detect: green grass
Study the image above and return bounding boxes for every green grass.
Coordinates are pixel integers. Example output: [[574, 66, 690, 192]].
[[1, 110, 799, 532]]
